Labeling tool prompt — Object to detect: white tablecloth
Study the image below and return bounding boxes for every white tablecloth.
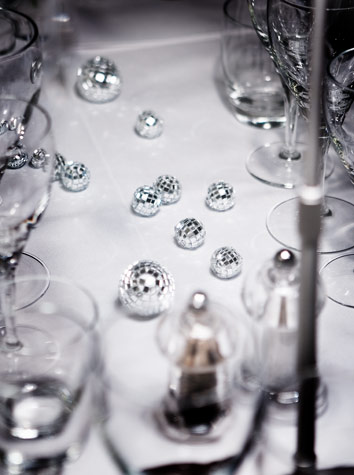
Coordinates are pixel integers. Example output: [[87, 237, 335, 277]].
[[19, 1, 354, 473]]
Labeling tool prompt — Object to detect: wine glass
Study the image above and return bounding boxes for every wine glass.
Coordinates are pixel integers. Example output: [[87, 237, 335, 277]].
[[266, 0, 354, 253], [247, 0, 307, 189], [320, 47, 354, 307], [0, 275, 99, 474], [0, 8, 48, 298], [0, 97, 55, 353]]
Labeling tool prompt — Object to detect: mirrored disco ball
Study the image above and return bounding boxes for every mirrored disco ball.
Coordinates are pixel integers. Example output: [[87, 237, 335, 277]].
[[7, 144, 28, 169], [60, 161, 90, 192], [210, 246, 243, 279], [135, 110, 163, 139], [206, 181, 235, 211], [174, 217, 205, 249], [54, 153, 66, 181], [8, 116, 24, 134], [154, 175, 181, 204], [30, 148, 49, 169], [119, 260, 175, 317], [132, 185, 162, 216], [76, 56, 121, 103]]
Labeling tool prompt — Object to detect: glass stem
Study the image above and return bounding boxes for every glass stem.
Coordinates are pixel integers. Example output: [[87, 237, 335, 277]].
[[0, 255, 21, 351], [319, 133, 332, 217], [279, 84, 301, 160]]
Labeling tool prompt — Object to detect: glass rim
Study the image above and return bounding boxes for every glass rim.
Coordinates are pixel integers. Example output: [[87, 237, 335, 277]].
[[0, 6, 39, 59], [5, 273, 100, 335], [223, 0, 252, 29], [281, 0, 354, 12], [328, 47, 354, 94]]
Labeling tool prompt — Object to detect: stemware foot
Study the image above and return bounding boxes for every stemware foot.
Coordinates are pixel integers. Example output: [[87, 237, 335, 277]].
[[266, 196, 354, 254], [247, 142, 335, 189], [320, 254, 354, 307], [247, 141, 306, 189]]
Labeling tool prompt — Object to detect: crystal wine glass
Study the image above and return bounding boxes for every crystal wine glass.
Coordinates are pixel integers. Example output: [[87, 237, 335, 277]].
[[0, 97, 55, 354], [321, 47, 354, 307], [0, 275, 99, 474], [0, 8, 48, 297], [247, 0, 307, 189], [266, 0, 354, 253]]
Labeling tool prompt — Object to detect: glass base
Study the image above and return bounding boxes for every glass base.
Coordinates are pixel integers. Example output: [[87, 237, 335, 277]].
[[246, 142, 335, 189], [266, 196, 354, 254], [234, 112, 285, 130], [0, 460, 63, 475], [16, 252, 50, 310], [267, 379, 327, 423], [320, 254, 354, 307]]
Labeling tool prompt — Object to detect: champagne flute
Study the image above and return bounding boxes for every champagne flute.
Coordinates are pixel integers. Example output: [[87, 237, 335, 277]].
[[247, 0, 307, 189], [266, 0, 354, 253], [0, 97, 55, 358], [321, 47, 354, 307]]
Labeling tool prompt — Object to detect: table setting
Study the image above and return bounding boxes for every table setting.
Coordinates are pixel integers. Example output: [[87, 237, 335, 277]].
[[1, 0, 354, 474]]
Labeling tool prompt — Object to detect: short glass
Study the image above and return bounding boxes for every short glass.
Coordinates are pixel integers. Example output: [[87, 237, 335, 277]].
[[221, 0, 284, 128], [0, 275, 99, 474]]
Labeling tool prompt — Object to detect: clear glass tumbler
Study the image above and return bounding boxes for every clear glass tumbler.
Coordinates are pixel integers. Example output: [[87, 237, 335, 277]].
[[221, 0, 285, 129], [0, 275, 99, 474]]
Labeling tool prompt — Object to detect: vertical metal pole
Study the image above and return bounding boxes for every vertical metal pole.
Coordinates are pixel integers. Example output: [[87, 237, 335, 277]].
[[295, 0, 327, 471]]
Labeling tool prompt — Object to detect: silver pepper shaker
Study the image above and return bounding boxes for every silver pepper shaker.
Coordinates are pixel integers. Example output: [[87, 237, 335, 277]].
[[241, 249, 325, 406], [156, 291, 236, 441]]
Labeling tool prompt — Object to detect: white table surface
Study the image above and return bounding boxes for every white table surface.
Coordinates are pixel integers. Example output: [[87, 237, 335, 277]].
[[17, 1, 354, 473]]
